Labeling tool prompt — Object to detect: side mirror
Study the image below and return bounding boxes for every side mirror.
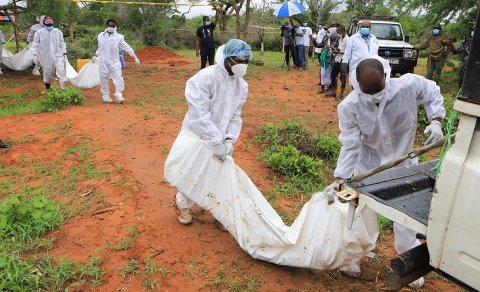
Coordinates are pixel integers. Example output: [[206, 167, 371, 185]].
[[405, 35, 410, 42]]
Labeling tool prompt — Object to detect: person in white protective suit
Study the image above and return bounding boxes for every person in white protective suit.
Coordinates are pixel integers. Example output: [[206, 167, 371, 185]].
[[325, 57, 445, 288], [31, 16, 68, 90], [26, 15, 45, 76], [341, 20, 379, 90], [0, 28, 5, 75], [93, 19, 140, 104], [175, 39, 252, 224]]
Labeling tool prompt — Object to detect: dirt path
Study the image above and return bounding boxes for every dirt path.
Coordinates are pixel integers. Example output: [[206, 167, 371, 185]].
[[0, 50, 458, 291]]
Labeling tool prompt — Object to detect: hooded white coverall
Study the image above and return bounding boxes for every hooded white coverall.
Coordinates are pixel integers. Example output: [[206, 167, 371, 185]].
[[27, 23, 44, 44], [176, 45, 248, 209], [335, 71, 445, 272], [31, 27, 67, 88], [342, 32, 379, 89], [95, 29, 136, 96], [0, 29, 5, 74], [27, 23, 44, 75]]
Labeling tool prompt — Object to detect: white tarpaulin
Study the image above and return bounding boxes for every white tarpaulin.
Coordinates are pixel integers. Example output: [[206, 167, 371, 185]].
[[1, 47, 35, 71], [66, 60, 101, 90], [165, 130, 379, 270]]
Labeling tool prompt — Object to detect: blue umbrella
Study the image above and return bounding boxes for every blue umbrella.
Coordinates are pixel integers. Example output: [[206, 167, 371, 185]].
[[274, 0, 306, 17]]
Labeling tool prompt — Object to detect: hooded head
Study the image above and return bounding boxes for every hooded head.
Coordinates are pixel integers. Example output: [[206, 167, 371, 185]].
[[218, 39, 253, 78], [43, 17, 54, 31], [327, 26, 337, 38], [354, 56, 392, 103], [37, 15, 46, 25]]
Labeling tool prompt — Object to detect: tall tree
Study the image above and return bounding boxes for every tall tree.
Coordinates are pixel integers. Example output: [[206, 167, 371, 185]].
[[305, 0, 341, 25], [346, 0, 384, 17]]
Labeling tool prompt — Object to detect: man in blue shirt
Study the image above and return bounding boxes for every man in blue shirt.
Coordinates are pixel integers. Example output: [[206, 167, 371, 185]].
[[196, 6, 221, 69]]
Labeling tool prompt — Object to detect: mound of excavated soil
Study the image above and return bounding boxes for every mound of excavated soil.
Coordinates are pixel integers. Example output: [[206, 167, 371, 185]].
[[126, 46, 190, 66]]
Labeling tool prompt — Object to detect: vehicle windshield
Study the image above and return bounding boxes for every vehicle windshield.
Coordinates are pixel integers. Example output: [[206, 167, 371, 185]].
[[369, 23, 403, 40]]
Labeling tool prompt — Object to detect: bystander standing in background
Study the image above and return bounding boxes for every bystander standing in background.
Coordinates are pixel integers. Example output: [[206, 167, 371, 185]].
[[196, 6, 221, 69]]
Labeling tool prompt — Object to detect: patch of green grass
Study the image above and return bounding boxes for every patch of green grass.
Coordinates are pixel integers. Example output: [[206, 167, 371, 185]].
[[209, 268, 262, 292], [0, 195, 62, 244], [106, 225, 139, 251], [0, 87, 86, 117], [40, 87, 86, 112]]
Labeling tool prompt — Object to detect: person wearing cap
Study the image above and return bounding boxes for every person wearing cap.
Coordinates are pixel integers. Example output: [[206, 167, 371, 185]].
[[174, 39, 252, 225], [31, 16, 68, 90], [93, 19, 140, 104], [26, 15, 45, 76], [0, 28, 5, 75], [196, 6, 221, 69], [415, 24, 454, 84], [453, 28, 474, 88]]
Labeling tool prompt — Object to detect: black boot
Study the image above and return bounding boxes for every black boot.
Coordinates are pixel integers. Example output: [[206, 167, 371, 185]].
[[45, 83, 51, 90]]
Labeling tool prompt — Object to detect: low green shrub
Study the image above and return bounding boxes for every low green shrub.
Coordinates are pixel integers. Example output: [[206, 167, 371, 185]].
[[256, 121, 341, 164], [40, 87, 86, 112], [0, 196, 62, 243], [266, 145, 323, 180]]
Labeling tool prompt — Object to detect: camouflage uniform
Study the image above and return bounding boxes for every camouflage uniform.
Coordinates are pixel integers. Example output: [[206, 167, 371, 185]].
[[416, 31, 453, 84], [454, 36, 472, 88]]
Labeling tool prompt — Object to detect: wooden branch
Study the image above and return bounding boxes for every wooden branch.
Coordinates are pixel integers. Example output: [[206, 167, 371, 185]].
[[350, 134, 456, 182]]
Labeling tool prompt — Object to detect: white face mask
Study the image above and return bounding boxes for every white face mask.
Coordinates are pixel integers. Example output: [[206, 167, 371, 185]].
[[471, 31, 474, 37], [106, 27, 115, 33], [361, 87, 386, 104], [231, 64, 248, 78]]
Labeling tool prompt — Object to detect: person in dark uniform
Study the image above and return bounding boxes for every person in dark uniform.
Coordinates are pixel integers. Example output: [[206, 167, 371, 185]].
[[196, 6, 221, 69], [453, 28, 473, 88]]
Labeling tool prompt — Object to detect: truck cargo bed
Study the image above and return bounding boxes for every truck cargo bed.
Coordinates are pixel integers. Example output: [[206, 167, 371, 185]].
[[346, 161, 437, 226]]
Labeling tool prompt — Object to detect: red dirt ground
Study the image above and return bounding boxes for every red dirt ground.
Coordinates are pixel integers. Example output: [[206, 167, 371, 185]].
[[127, 46, 191, 66], [0, 48, 459, 291]]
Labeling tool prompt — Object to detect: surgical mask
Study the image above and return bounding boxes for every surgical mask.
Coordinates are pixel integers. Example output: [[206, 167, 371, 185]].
[[433, 29, 440, 35], [231, 64, 248, 78], [303, 23, 308, 27], [46, 26, 53, 32], [106, 27, 115, 33], [361, 87, 386, 104], [205, 21, 211, 26], [471, 31, 474, 37], [318, 25, 323, 30], [360, 27, 370, 36]]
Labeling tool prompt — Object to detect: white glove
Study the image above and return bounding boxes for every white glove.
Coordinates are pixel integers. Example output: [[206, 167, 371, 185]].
[[134, 56, 141, 65], [224, 140, 234, 157], [324, 181, 340, 202], [212, 143, 227, 161], [33, 55, 40, 66], [424, 120, 443, 145]]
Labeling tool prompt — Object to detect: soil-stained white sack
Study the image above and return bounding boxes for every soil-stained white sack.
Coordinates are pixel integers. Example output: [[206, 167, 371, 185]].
[[66, 60, 100, 89], [165, 129, 379, 270], [1, 47, 35, 71]]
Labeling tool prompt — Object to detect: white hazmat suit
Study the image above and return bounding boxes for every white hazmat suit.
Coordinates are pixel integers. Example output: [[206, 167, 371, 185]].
[[342, 32, 379, 89], [334, 57, 445, 283], [95, 29, 138, 102], [27, 17, 45, 76], [176, 44, 248, 213], [31, 27, 67, 88], [0, 29, 5, 75]]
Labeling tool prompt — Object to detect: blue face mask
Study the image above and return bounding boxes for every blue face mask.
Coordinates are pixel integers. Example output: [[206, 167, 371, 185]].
[[205, 21, 211, 26], [433, 29, 440, 35], [360, 27, 370, 36], [46, 26, 53, 31], [303, 23, 308, 27]]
